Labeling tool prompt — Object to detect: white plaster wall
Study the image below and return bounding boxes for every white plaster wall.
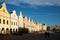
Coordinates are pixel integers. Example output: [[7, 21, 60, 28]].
[[39, 24, 43, 30], [11, 10, 18, 32]]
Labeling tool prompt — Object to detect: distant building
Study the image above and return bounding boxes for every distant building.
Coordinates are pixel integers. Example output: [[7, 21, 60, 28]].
[[27, 17, 32, 32], [23, 16, 32, 32], [50, 25, 60, 31], [23, 16, 28, 28], [29, 19, 35, 32], [18, 11, 24, 28], [36, 23, 40, 31], [39, 23, 43, 31], [42, 24, 46, 31]]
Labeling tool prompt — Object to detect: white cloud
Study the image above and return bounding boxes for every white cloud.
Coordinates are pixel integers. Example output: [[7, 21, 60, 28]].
[[18, 0, 60, 6], [0, 0, 60, 8]]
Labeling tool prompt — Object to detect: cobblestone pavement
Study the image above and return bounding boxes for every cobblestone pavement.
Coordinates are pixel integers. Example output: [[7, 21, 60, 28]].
[[0, 32, 60, 40]]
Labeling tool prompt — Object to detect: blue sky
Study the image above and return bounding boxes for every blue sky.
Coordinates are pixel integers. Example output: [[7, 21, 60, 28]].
[[0, 0, 60, 26]]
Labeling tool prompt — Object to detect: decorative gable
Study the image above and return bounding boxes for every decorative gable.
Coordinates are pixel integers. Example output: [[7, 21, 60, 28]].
[[0, 2, 10, 17], [11, 10, 18, 20], [18, 11, 23, 28]]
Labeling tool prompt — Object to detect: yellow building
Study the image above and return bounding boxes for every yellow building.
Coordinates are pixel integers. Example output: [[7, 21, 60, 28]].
[[27, 18, 36, 32], [18, 11, 24, 28], [0, 2, 10, 34], [36, 23, 40, 32], [39, 23, 43, 31], [27, 17, 31, 32], [30, 20, 36, 32], [42, 24, 46, 31]]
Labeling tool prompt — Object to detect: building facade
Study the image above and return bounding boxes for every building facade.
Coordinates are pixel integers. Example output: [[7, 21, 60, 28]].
[[36, 23, 40, 32], [39, 23, 43, 31], [23, 16, 28, 28], [42, 24, 46, 31], [0, 2, 10, 34], [18, 11, 24, 28], [0, 2, 46, 34], [30, 20, 36, 32], [26, 17, 31, 32], [10, 10, 18, 32]]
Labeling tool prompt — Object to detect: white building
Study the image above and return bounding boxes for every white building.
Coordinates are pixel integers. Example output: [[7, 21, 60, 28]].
[[36, 23, 40, 32], [18, 11, 24, 28], [30, 19, 35, 32], [39, 23, 43, 30], [10, 10, 18, 32]]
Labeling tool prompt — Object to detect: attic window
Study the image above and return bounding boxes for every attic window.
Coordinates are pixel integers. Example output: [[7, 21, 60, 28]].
[[3, 9, 5, 12]]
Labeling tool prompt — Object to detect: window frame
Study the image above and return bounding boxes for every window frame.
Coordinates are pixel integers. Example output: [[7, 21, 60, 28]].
[[7, 20, 8, 25], [3, 19, 5, 24], [0, 19, 1, 24]]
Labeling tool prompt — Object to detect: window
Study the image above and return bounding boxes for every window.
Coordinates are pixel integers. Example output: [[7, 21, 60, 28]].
[[3, 19, 5, 24], [0, 19, 1, 23], [7, 20, 8, 24]]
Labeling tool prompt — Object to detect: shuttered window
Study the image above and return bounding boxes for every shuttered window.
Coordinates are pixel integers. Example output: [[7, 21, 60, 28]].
[[0, 19, 1, 23], [3, 19, 5, 24]]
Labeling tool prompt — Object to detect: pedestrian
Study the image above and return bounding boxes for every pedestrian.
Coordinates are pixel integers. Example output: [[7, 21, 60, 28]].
[[47, 32, 50, 37], [45, 32, 50, 38], [45, 32, 47, 37]]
